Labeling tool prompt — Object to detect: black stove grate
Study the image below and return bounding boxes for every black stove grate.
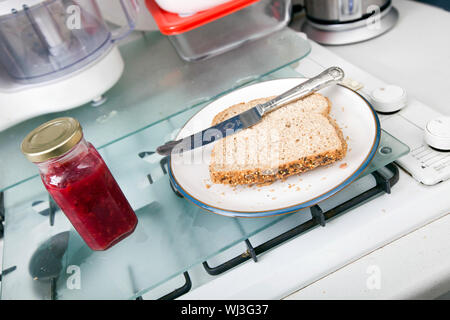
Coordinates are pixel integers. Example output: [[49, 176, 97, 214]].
[[0, 191, 4, 239], [202, 163, 399, 276]]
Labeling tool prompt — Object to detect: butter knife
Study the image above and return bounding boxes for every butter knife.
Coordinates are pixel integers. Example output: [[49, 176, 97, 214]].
[[157, 66, 345, 156]]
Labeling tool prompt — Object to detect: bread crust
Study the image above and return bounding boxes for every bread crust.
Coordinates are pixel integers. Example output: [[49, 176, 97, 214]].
[[209, 94, 347, 186]]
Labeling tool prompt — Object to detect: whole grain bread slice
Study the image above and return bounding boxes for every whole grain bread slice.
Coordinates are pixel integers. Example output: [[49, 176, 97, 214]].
[[209, 93, 347, 185]]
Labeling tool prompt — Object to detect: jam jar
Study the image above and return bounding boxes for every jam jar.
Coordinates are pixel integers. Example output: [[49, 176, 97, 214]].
[[21, 117, 138, 251]]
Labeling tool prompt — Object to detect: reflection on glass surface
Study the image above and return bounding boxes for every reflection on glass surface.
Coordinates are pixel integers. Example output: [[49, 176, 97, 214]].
[[0, 28, 311, 192], [0, 91, 409, 299], [0, 32, 409, 299]]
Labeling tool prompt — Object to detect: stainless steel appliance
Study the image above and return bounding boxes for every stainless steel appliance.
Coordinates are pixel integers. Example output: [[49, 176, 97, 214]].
[[302, 0, 399, 45], [304, 0, 389, 23]]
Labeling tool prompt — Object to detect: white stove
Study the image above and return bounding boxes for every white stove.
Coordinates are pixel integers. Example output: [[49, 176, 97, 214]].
[[167, 39, 450, 300], [149, 0, 450, 300]]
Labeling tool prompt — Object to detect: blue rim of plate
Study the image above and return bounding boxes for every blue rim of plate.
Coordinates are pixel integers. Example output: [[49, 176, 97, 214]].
[[168, 81, 381, 218]]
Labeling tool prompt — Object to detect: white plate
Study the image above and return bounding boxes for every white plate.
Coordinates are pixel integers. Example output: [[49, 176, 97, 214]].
[[169, 78, 380, 217]]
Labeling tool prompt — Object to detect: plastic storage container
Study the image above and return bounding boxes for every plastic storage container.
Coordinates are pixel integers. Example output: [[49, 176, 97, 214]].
[[21, 117, 138, 251], [150, 0, 291, 61], [146, 0, 260, 35]]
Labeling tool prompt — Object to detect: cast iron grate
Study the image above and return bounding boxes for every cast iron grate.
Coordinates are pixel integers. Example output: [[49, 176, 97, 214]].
[[202, 163, 399, 276], [0, 192, 4, 239]]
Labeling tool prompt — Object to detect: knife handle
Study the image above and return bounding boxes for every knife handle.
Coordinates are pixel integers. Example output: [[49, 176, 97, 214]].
[[258, 67, 345, 115]]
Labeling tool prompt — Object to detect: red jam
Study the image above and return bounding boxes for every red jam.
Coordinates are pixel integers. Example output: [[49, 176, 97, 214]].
[[40, 141, 137, 251]]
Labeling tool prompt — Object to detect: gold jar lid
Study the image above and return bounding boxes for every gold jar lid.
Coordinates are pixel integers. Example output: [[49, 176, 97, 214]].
[[21, 117, 83, 163]]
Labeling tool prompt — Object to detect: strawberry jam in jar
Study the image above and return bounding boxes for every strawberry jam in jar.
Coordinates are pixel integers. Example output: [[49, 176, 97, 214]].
[[21, 117, 137, 251]]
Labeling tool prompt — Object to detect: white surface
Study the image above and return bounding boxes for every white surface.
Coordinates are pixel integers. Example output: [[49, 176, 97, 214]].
[[325, 0, 450, 116], [285, 213, 450, 300], [0, 46, 124, 132], [171, 78, 378, 216]]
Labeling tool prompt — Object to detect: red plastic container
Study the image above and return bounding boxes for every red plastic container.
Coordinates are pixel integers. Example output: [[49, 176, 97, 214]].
[[145, 0, 260, 35], [151, 0, 291, 61]]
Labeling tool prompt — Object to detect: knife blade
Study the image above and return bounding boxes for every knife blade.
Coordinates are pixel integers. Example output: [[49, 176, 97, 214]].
[[157, 67, 345, 156]]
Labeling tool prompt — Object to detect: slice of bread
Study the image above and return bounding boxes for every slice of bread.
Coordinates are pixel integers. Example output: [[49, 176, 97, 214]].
[[209, 93, 347, 185]]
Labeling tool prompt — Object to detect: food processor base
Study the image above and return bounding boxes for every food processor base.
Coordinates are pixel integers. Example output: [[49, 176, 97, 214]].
[[0, 46, 124, 132]]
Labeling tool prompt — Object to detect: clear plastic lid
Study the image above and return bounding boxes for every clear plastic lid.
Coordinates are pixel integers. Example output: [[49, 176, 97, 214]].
[[168, 0, 292, 61]]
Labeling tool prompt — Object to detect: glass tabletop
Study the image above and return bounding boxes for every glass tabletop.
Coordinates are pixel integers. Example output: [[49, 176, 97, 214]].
[[58, 128, 409, 301], [0, 42, 410, 299], [0, 28, 311, 192], [0, 77, 409, 300]]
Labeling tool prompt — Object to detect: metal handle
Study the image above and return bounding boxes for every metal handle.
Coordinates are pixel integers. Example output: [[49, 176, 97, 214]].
[[110, 0, 139, 42], [258, 67, 345, 115]]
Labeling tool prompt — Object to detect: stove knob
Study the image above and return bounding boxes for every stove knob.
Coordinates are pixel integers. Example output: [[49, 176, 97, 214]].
[[370, 85, 407, 113], [425, 117, 450, 151]]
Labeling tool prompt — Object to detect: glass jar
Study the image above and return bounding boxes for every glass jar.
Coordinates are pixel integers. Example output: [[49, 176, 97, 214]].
[[21, 117, 137, 251]]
